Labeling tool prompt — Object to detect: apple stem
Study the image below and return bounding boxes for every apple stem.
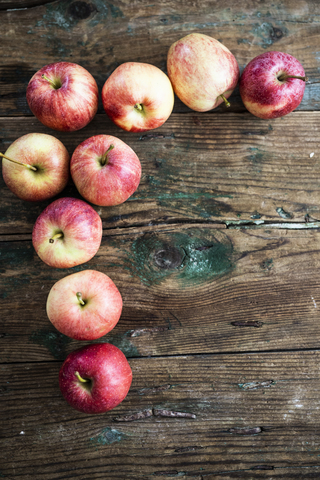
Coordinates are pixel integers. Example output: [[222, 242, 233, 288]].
[[100, 144, 115, 166], [76, 292, 86, 306], [0, 152, 37, 171], [49, 232, 63, 244], [220, 94, 231, 108], [41, 74, 61, 89], [75, 371, 89, 383], [134, 103, 143, 112], [278, 73, 308, 82]]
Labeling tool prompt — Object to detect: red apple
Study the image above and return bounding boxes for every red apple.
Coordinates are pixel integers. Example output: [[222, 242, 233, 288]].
[[26, 62, 99, 131], [1, 133, 69, 202], [102, 62, 174, 132], [167, 33, 240, 111], [59, 343, 132, 414], [46, 270, 123, 340], [70, 134, 141, 206], [239, 51, 308, 119], [32, 197, 102, 268]]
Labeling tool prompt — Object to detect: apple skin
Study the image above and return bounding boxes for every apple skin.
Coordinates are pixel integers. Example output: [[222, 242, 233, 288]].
[[167, 33, 240, 112], [70, 135, 141, 206], [26, 62, 99, 132], [239, 51, 307, 119], [2, 133, 69, 202], [32, 197, 102, 268], [46, 270, 123, 341], [59, 343, 132, 414], [101, 62, 174, 132]]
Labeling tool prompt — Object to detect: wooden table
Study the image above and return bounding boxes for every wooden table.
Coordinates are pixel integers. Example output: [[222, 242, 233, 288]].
[[1, 1, 320, 478]]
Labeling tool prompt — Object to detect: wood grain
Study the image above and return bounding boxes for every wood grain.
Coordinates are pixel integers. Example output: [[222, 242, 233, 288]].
[[1, 112, 320, 234], [0, 0, 319, 115], [1, 351, 320, 479], [2, 224, 320, 361]]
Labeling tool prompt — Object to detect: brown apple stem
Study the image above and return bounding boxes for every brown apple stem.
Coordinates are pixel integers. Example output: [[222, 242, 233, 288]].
[[49, 232, 64, 244], [0, 152, 37, 171], [41, 74, 61, 89], [76, 292, 86, 306], [75, 371, 89, 383], [220, 94, 231, 108], [100, 144, 115, 166], [134, 103, 143, 112], [278, 74, 308, 82]]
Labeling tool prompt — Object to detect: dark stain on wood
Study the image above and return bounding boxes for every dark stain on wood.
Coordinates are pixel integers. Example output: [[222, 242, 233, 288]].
[[29, 329, 72, 360], [67, 1, 96, 20]]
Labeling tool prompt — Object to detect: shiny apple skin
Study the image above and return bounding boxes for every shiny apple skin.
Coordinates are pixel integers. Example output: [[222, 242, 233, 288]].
[[26, 62, 99, 132], [2, 133, 69, 202], [71, 135, 141, 206], [239, 51, 306, 119], [59, 343, 132, 414], [46, 270, 123, 340], [32, 197, 102, 268], [167, 33, 240, 112], [102, 62, 174, 132]]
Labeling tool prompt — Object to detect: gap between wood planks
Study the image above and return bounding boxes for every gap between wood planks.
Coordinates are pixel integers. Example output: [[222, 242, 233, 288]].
[[1, 218, 320, 242]]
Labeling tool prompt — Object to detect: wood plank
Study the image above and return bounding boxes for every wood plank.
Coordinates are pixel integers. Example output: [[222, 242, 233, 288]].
[[2, 224, 320, 361], [2, 351, 320, 478], [1, 112, 320, 234], [0, 0, 319, 115]]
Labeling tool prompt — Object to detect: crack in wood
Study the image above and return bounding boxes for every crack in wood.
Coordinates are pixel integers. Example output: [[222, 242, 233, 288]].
[[231, 320, 263, 327], [174, 445, 204, 453], [139, 133, 175, 141], [228, 426, 263, 435], [114, 409, 153, 422], [238, 380, 274, 390], [153, 408, 196, 419]]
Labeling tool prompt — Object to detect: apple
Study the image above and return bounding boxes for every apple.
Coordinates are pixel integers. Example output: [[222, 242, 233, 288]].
[[101, 62, 174, 132], [1, 133, 69, 202], [46, 270, 123, 340], [239, 51, 308, 119], [70, 134, 141, 206], [26, 62, 99, 131], [32, 197, 102, 268], [59, 343, 132, 414], [167, 33, 240, 111]]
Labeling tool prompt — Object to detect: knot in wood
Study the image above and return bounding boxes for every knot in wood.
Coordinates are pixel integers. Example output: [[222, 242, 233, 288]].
[[153, 246, 184, 270], [68, 1, 95, 19]]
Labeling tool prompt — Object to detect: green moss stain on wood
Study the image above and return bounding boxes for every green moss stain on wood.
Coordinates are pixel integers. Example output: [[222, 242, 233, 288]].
[[102, 332, 140, 358], [29, 329, 72, 360], [125, 228, 234, 287], [90, 427, 127, 446]]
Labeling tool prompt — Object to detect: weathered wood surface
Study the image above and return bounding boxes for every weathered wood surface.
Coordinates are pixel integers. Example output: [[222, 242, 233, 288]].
[[2, 224, 320, 362], [2, 352, 320, 479], [1, 112, 320, 234], [2, 0, 320, 478], [0, 0, 320, 115]]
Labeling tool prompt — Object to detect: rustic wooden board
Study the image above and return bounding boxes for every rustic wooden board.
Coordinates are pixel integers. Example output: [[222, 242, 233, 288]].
[[0, 0, 319, 116], [1, 112, 320, 234], [2, 351, 320, 479], [2, 224, 320, 362]]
